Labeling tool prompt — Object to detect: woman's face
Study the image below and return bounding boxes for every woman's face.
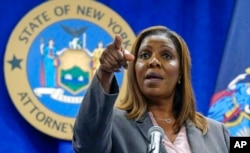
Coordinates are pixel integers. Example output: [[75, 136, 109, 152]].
[[135, 34, 180, 100]]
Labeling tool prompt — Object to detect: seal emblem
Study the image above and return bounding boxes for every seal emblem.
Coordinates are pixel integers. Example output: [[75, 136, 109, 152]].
[[4, 0, 135, 140]]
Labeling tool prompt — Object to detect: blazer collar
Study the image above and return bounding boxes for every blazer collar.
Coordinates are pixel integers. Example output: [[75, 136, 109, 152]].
[[185, 120, 207, 153], [136, 112, 152, 141]]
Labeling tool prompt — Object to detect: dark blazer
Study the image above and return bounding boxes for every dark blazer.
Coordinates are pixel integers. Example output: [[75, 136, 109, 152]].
[[73, 75, 230, 153]]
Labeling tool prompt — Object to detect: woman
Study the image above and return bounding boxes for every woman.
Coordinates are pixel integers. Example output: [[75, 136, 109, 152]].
[[73, 26, 230, 153]]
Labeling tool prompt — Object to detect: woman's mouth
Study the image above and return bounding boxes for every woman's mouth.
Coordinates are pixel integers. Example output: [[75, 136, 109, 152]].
[[145, 72, 163, 82]]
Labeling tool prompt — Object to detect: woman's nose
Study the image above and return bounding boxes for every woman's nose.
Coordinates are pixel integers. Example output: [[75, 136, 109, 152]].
[[149, 57, 161, 68]]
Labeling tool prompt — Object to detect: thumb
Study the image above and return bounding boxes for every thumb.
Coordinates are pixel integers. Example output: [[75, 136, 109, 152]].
[[123, 49, 134, 61]]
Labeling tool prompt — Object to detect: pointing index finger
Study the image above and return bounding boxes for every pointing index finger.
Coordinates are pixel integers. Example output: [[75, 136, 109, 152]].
[[113, 34, 130, 68], [113, 34, 122, 50]]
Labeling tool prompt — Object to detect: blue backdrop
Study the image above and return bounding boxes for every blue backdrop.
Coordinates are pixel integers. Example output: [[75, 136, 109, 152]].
[[0, 0, 235, 152]]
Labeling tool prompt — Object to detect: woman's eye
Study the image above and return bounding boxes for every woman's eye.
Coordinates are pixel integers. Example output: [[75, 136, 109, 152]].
[[162, 52, 171, 59], [140, 52, 150, 59]]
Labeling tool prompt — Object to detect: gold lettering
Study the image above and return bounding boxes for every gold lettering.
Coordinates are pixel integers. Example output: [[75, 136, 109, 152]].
[[77, 5, 104, 20], [19, 11, 51, 44]]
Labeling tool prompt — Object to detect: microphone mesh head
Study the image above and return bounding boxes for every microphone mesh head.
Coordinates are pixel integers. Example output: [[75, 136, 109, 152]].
[[147, 126, 165, 139]]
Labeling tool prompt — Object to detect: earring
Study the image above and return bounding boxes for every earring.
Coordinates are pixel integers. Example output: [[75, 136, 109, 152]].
[[178, 80, 181, 84]]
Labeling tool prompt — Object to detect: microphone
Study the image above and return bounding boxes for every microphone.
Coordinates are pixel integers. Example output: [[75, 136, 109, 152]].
[[147, 126, 165, 153]]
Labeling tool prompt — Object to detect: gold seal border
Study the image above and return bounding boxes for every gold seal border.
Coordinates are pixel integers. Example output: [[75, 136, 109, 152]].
[[4, 0, 135, 140]]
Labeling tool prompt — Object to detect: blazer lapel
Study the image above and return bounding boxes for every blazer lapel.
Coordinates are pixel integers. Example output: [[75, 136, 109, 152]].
[[186, 120, 207, 153], [136, 113, 152, 141], [136, 113, 168, 153]]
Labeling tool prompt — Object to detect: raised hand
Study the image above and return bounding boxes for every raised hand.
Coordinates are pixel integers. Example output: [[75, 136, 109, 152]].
[[99, 34, 134, 73], [96, 35, 134, 92]]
